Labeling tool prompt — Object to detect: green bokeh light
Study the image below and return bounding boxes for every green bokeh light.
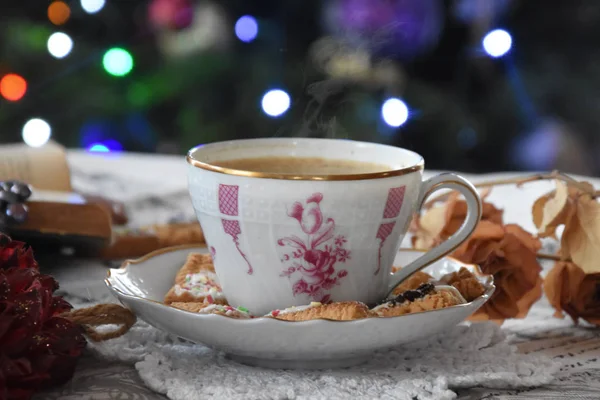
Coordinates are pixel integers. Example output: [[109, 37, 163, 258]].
[[102, 47, 134, 77]]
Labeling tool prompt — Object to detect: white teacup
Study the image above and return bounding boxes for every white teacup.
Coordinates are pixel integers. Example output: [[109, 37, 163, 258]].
[[187, 138, 481, 315]]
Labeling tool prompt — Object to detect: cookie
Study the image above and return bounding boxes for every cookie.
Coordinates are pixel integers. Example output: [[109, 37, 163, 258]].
[[170, 301, 211, 313], [440, 267, 486, 302], [151, 222, 205, 248], [267, 301, 370, 321], [371, 284, 465, 317], [171, 303, 252, 319], [100, 222, 205, 260], [391, 270, 434, 295], [163, 252, 227, 305]]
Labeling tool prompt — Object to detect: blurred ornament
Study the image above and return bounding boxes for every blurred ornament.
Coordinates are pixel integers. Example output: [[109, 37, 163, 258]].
[[323, 0, 444, 60], [512, 119, 594, 175], [156, 2, 230, 58], [261, 89, 291, 118], [80, 119, 118, 148], [125, 113, 156, 150], [381, 97, 409, 128], [482, 29, 512, 58], [87, 143, 110, 153], [80, 0, 106, 14], [102, 48, 134, 77], [310, 37, 405, 89], [457, 127, 478, 150], [48, 1, 71, 26], [22, 118, 52, 148], [148, 0, 194, 31], [453, 0, 512, 23], [47, 32, 74, 59], [87, 139, 122, 153], [0, 73, 27, 102], [7, 23, 52, 53], [235, 15, 259, 43]]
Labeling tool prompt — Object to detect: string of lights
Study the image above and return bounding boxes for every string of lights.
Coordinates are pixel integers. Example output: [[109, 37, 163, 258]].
[[1, 1, 516, 164]]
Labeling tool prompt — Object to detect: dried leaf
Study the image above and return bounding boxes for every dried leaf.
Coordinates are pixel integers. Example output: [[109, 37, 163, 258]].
[[411, 202, 452, 249], [411, 189, 503, 249], [544, 261, 600, 325], [532, 180, 570, 238], [561, 194, 600, 274], [455, 223, 542, 322]]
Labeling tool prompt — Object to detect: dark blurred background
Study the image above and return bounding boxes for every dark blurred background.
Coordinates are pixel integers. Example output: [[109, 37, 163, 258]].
[[0, 0, 598, 175]]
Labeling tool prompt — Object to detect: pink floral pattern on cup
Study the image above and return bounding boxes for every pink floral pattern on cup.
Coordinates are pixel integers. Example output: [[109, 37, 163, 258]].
[[278, 193, 349, 303]]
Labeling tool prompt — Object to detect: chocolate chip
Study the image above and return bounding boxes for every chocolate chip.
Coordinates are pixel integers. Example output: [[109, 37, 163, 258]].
[[417, 282, 435, 296], [403, 290, 422, 302]]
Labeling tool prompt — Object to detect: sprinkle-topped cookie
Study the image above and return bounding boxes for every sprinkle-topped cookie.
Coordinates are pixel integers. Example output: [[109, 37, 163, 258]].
[[164, 252, 228, 305], [198, 304, 253, 319], [174, 271, 225, 301]]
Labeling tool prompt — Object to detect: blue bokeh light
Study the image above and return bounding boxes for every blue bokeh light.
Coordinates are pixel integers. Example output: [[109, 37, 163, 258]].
[[88, 143, 110, 153], [87, 139, 123, 153], [381, 98, 409, 128], [261, 89, 291, 117], [235, 15, 258, 43], [482, 29, 512, 58]]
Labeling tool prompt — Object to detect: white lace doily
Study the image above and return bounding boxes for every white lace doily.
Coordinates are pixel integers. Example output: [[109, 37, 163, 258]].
[[80, 316, 557, 400]]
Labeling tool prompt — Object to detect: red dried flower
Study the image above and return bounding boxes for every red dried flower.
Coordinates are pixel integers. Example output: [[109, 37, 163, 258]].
[[0, 233, 86, 400]]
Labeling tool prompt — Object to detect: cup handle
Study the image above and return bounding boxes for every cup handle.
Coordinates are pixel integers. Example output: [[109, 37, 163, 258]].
[[386, 173, 482, 298]]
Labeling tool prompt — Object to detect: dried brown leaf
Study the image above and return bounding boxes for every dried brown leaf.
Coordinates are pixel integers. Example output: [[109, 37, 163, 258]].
[[544, 261, 600, 325], [532, 180, 570, 238], [411, 189, 503, 249], [561, 194, 600, 274], [453, 223, 543, 322]]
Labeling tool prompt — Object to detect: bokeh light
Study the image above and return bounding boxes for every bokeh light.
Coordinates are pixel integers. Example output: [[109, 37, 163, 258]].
[[22, 119, 52, 147], [0, 74, 27, 102], [381, 98, 409, 127], [47, 32, 73, 59], [80, 0, 106, 14], [235, 15, 258, 43], [261, 89, 291, 117], [482, 29, 512, 58], [457, 127, 478, 150], [48, 1, 71, 26], [102, 48, 134, 77], [87, 143, 110, 153]]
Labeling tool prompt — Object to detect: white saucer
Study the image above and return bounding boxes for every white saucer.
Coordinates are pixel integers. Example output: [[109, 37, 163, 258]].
[[106, 245, 494, 369]]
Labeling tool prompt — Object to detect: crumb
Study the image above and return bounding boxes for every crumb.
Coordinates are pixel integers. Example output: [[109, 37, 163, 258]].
[[440, 267, 486, 302]]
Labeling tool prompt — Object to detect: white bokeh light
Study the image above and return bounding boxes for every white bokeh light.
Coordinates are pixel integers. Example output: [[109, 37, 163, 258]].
[[80, 0, 106, 14], [22, 118, 52, 148], [47, 32, 73, 59], [261, 89, 291, 117], [381, 98, 409, 128], [482, 29, 512, 58]]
